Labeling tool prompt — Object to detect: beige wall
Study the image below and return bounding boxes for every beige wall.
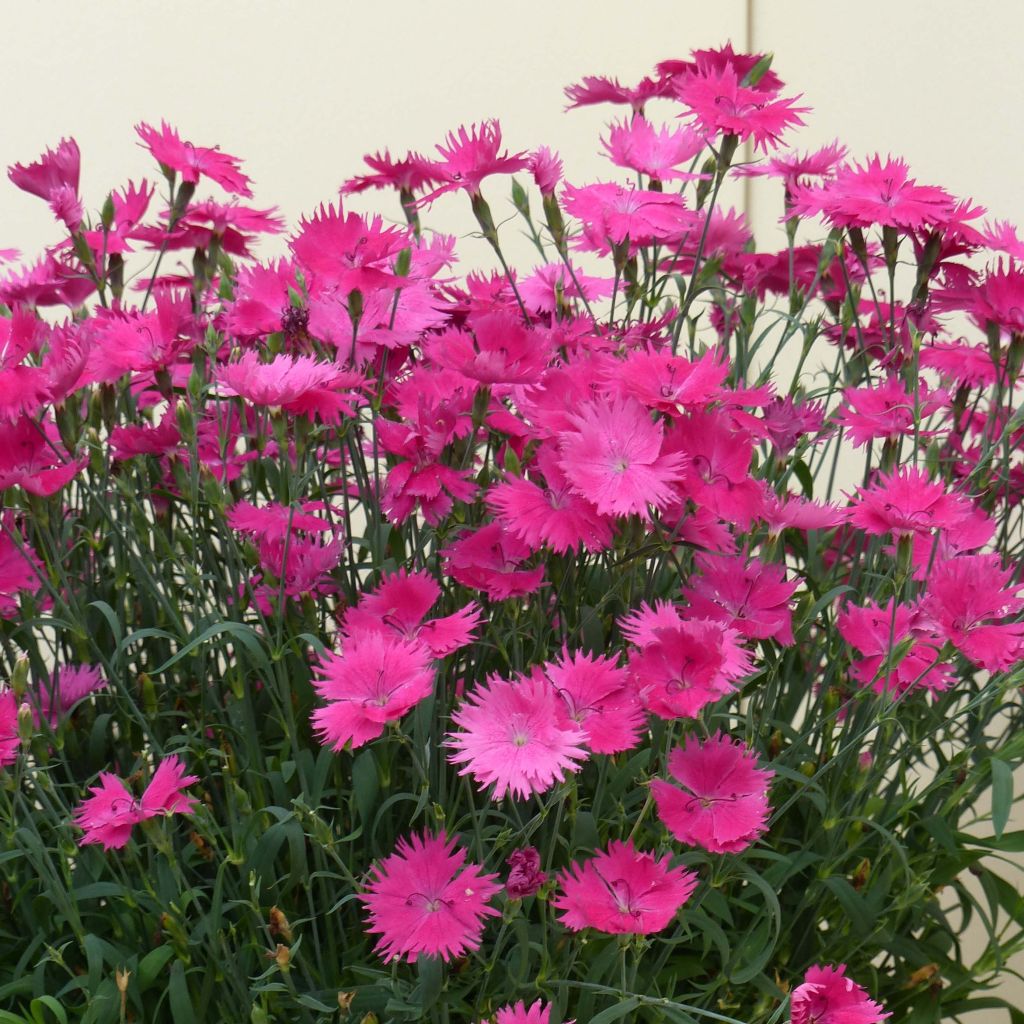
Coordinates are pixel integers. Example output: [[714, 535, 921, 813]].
[[3, 0, 1022, 1016]]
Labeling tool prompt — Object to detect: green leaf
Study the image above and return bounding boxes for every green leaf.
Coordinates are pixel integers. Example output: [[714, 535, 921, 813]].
[[590, 998, 641, 1023], [137, 946, 175, 991], [29, 999, 66, 1024], [168, 962, 198, 1024], [990, 757, 1013, 839]]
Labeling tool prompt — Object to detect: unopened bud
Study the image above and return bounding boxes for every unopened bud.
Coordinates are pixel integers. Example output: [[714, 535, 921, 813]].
[[269, 906, 293, 943], [17, 703, 34, 744], [11, 656, 30, 699]]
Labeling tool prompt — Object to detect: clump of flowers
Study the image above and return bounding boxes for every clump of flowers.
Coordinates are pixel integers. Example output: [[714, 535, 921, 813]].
[[1, 40, 1021, 1024]]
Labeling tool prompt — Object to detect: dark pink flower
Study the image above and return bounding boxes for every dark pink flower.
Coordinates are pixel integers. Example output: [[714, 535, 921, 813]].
[[835, 376, 945, 449], [505, 847, 547, 899], [846, 467, 977, 540], [74, 755, 199, 851], [554, 840, 698, 934], [790, 964, 890, 1024], [447, 671, 588, 800], [311, 633, 434, 751], [425, 312, 553, 385], [652, 732, 772, 853], [135, 121, 252, 196], [564, 74, 672, 113], [360, 832, 500, 963], [341, 150, 442, 196], [493, 1001, 564, 1024], [30, 665, 106, 727], [0, 521, 41, 620], [442, 523, 545, 601]]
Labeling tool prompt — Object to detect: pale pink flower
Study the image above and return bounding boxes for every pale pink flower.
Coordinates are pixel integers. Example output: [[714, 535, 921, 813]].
[[557, 397, 684, 519], [790, 964, 890, 1024], [361, 832, 500, 963], [652, 732, 773, 853], [554, 840, 698, 934], [74, 755, 199, 851], [447, 671, 588, 800]]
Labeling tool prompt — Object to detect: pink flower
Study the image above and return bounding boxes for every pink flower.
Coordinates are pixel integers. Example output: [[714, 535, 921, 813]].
[[836, 600, 951, 696], [493, 1001, 566, 1024], [790, 964, 890, 1024], [360, 832, 500, 963], [554, 840, 698, 934], [564, 74, 672, 113], [74, 755, 199, 851], [487, 443, 613, 555], [835, 376, 945, 449], [447, 671, 588, 800], [543, 648, 643, 754], [421, 121, 529, 202], [7, 137, 83, 231], [341, 150, 442, 197], [919, 554, 1024, 671], [442, 523, 545, 601], [601, 118, 707, 182], [789, 156, 961, 232], [0, 690, 18, 767], [0, 522, 41, 620], [30, 665, 106, 727], [734, 141, 847, 196], [311, 633, 435, 751], [135, 121, 252, 196], [217, 352, 365, 423], [609, 348, 728, 416], [557, 397, 684, 519], [424, 312, 553, 385], [673, 64, 809, 152], [561, 183, 688, 256], [846, 467, 976, 540], [505, 847, 547, 899], [680, 552, 798, 646], [341, 568, 482, 659], [652, 732, 773, 853]]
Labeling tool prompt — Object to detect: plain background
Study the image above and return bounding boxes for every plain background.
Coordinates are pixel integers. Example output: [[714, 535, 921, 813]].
[[3, 0, 1022, 1015]]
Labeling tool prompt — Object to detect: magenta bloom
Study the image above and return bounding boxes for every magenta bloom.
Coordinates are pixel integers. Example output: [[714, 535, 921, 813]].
[[790, 155, 961, 231], [652, 732, 773, 853], [673, 64, 809, 152], [601, 118, 707, 182], [505, 847, 547, 899], [31, 664, 106, 727], [846, 467, 976, 540], [425, 312, 552, 386], [74, 755, 199, 851], [135, 121, 252, 196], [493, 1001, 565, 1024], [0, 690, 18, 767], [557, 397, 684, 519], [554, 840, 698, 934], [564, 73, 672, 113], [361, 832, 500, 963], [790, 964, 890, 1024], [8, 137, 83, 231], [421, 121, 529, 202], [442, 523, 545, 601], [447, 671, 588, 800], [342, 569, 482, 659], [217, 352, 365, 423], [311, 633, 434, 751]]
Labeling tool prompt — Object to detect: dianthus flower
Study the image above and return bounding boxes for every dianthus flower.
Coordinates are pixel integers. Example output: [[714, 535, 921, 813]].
[[360, 832, 500, 963], [564, 73, 672, 113], [487, 443, 613, 555], [652, 732, 773, 853], [74, 756, 199, 851], [340, 150, 442, 197], [543, 648, 643, 754], [836, 599, 952, 695], [561, 183, 688, 256], [789, 156, 961, 232], [447, 671, 588, 800], [311, 633, 434, 751], [505, 847, 547, 899], [557, 396, 684, 519], [420, 121, 529, 203], [846, 467, 977, 540], [0, 521, 42, 619], [554, 840, 698, 934], [217, 352, 366, 423], [672, 64, 809, 152], [790, 964, 890, 1024], [601, 118, 707, 182], [441, 522, 545, 601], [920, 554, 1024, 671], [8, 137, 83, 231], [0, 690, 18, 767], [341, 568, 482, 658], [135, 121, 252, 196], [30, 665, 106, 727], [834, 377, 945, 449], [734, 141, 847, 197], [492, 1001, 574, 1024], [424, 311, 553, 385]]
